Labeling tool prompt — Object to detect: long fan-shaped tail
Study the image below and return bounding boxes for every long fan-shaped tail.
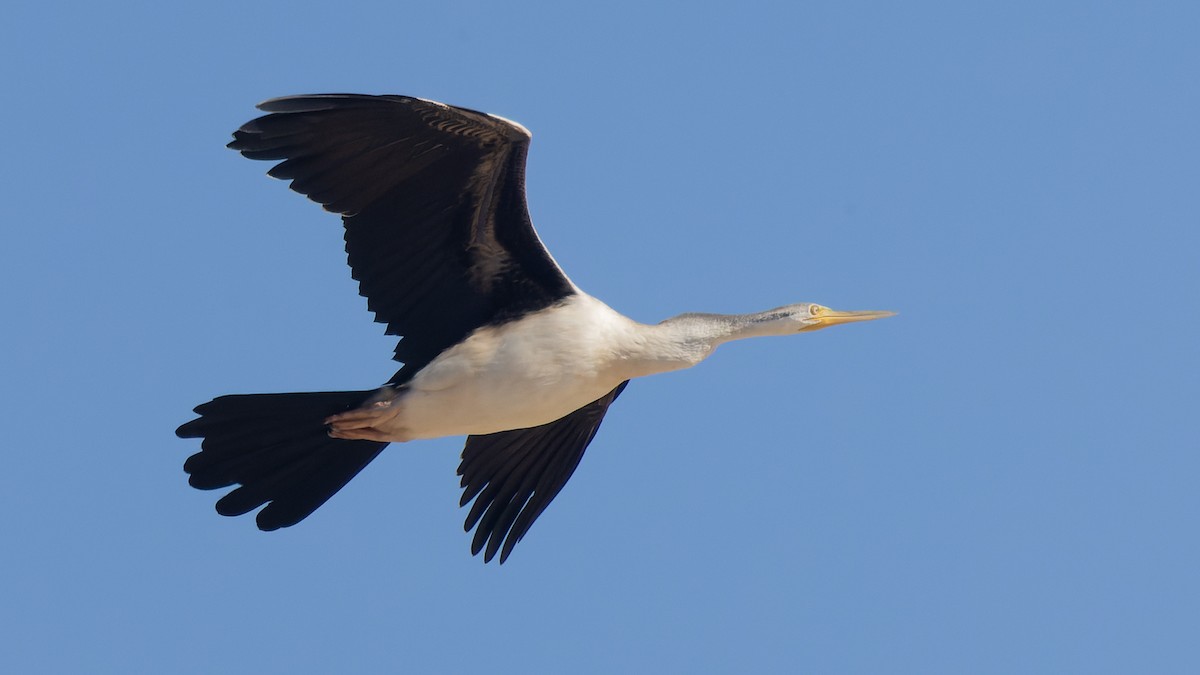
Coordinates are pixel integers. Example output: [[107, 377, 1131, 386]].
[[176, 391, 388, 530]]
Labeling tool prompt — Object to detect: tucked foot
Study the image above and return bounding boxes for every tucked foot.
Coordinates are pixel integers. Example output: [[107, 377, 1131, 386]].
[[328, 426, 397, 442], [324, 389, 405, 441]]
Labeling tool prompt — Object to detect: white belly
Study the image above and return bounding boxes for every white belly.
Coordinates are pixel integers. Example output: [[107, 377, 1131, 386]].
[[383, 294, 637, 440]]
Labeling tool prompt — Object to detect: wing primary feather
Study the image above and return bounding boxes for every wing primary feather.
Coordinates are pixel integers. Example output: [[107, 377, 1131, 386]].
[[457, 381, 630, 562], [469, 422, 576, 558]]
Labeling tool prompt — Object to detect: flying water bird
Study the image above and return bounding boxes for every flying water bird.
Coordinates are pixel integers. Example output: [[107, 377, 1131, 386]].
[[176, 94, 894, 563]]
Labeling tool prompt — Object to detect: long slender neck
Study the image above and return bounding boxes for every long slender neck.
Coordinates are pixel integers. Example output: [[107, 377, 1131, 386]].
[[614, 309, 796, 379]]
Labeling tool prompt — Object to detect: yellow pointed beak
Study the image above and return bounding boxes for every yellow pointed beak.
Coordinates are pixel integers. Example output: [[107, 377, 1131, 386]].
[[807, 306, 896, 330]]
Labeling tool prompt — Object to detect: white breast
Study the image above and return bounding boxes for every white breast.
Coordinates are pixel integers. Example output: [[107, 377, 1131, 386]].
[[386, 294, 640, 440]]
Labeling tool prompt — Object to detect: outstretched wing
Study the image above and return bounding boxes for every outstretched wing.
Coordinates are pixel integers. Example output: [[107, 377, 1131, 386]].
[[227, 94, 577, 383], [458, 381, 630, 563]]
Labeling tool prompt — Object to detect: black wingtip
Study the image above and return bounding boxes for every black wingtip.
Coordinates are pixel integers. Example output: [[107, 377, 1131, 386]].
[[497, 544, 515, 565], [255, 94, 378, 114], [175, 419, 200, 438]]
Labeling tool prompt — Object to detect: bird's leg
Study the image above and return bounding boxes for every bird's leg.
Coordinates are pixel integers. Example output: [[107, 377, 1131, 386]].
[[328, 426, 398, 442], [324, 388, 404, 441]]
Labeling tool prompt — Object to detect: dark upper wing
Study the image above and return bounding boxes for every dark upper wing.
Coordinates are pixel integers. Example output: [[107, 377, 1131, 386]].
[[227, 94, 577, 383], [458, 381, 630, 563]]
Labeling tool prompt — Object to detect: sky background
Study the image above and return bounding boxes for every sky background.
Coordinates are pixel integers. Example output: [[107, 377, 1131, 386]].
[[3, 1, 1198, 673]]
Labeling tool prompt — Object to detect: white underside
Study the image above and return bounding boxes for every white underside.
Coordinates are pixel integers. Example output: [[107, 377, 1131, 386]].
[[355, 293, 695, 442]]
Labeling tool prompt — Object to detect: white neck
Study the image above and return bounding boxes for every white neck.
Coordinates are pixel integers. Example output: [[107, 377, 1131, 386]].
[[613, 309, 799, 380]]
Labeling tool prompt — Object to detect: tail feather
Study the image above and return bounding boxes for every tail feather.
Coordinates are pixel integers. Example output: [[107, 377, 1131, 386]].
[[176, 391, 388, 530]]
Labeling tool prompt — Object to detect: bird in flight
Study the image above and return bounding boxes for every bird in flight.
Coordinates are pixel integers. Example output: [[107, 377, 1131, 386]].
[[176, 94, 893, 563]]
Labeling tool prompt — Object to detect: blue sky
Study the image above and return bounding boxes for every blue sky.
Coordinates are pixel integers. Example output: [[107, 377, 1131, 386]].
[[3, 1, 1198, 673]]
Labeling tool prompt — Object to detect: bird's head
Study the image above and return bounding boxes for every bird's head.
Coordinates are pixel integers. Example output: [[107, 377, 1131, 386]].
[[769, 303, 896, 333]]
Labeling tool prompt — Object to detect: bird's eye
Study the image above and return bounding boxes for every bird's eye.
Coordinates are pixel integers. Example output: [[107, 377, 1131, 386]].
[[809, 305, 823, 317]]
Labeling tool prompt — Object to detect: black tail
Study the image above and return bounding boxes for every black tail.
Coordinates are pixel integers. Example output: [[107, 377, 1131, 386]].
[[176, 391, 388, 530]]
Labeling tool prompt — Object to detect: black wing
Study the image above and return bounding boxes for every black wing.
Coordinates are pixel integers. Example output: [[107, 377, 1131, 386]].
[[227, 94, 577, 383], [458, 381, 630, 563]]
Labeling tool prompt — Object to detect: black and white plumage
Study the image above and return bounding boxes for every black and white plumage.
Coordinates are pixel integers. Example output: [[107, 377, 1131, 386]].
[[176, 94, 892, 563]]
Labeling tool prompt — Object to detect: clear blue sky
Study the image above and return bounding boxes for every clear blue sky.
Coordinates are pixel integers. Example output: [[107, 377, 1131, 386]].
[[3, 1, 1197, 673]]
